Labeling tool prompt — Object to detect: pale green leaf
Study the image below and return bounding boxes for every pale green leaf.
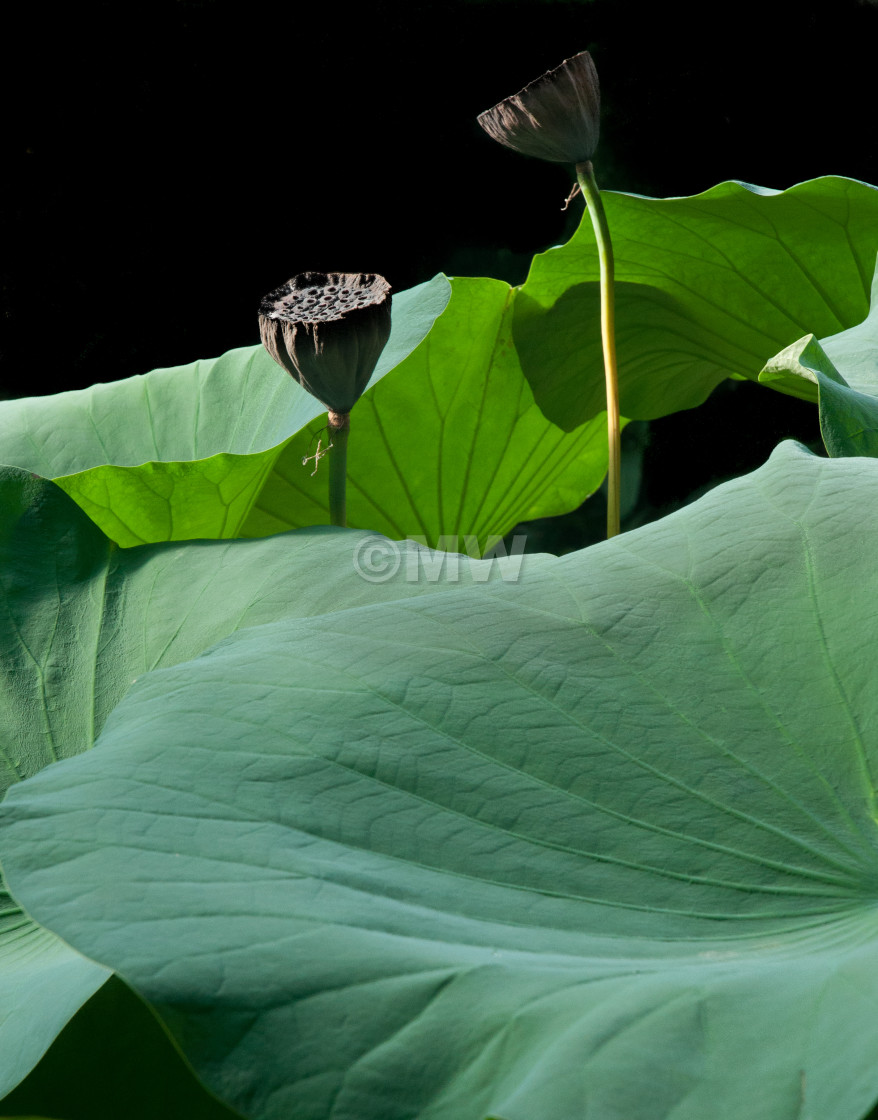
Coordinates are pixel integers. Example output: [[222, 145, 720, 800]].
[[6, 445, 878, 1119], [0, 464, 517, 1095]]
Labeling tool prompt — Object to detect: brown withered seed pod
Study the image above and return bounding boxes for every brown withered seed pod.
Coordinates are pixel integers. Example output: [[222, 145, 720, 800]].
[[478, 51, 600, 165], [258, 272, 392, 414]]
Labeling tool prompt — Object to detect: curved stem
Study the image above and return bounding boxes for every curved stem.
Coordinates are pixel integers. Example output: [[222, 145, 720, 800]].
[[576, 160, 621, 539], [327, 411, 350, 527]]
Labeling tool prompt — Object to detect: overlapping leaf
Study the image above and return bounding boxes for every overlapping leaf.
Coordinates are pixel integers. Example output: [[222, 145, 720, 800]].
[[0, 464, 519, 1099], [760, 260, 878, 457], [514, 175, 878, 428], [1, 976, 242, 1120], [5, 445, 878, 1119]]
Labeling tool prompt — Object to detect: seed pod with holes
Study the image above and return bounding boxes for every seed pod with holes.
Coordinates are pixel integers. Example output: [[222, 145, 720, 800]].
[[258, 272, 392, 416], [478, 51, 600, 165]]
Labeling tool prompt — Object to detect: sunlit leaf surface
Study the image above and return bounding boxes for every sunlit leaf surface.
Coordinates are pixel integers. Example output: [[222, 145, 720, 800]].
[[515, 175, 878, 427]]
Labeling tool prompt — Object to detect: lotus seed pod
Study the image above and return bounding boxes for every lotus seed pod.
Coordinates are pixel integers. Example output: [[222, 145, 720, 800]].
[[258, 272, 392, 414], [478, 50, 600, 165]]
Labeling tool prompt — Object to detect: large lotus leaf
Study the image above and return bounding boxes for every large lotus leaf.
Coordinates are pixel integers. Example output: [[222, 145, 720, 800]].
[[242, 275, 609, 552], [5, 444, 878, 1119], [0, 277, 450, 547], [0, 463, 519, 1097], [0, 274, 610, 554], [760, 259, 878, 457], [514, 175, 878, 429]]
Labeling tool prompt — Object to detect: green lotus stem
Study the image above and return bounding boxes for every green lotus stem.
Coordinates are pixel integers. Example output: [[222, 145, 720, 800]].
[[328, 412, 350, 527], [576, 160, 621, 539]]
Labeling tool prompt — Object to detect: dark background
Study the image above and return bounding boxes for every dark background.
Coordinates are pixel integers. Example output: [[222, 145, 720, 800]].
[[3, 0, 877, 539]]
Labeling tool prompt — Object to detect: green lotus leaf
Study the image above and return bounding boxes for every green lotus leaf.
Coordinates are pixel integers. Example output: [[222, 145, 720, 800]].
[[760, 259, 878, 456], [0, 277, 451, 547], [5, 444, 878, 1119], [241, 275, 609, 552], [0, 273, 609, 553], [0, 463, 519, 1098], [8, 177, 873, 552], [514, 175, 878, 428]]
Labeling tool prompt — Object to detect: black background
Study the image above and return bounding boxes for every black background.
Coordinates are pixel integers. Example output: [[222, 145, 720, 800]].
[[3, 0, 877, 539]]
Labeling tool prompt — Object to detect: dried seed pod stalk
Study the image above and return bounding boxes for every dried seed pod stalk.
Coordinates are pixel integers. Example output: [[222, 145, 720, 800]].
[[477, 51, 600, 165], [478, 52, 621, 539], [258, 272, 392, 416]]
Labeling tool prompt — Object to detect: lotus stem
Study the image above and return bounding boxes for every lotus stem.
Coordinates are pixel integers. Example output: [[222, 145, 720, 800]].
[[327, 411, 350, 527], [576, 160, 621, 539]]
